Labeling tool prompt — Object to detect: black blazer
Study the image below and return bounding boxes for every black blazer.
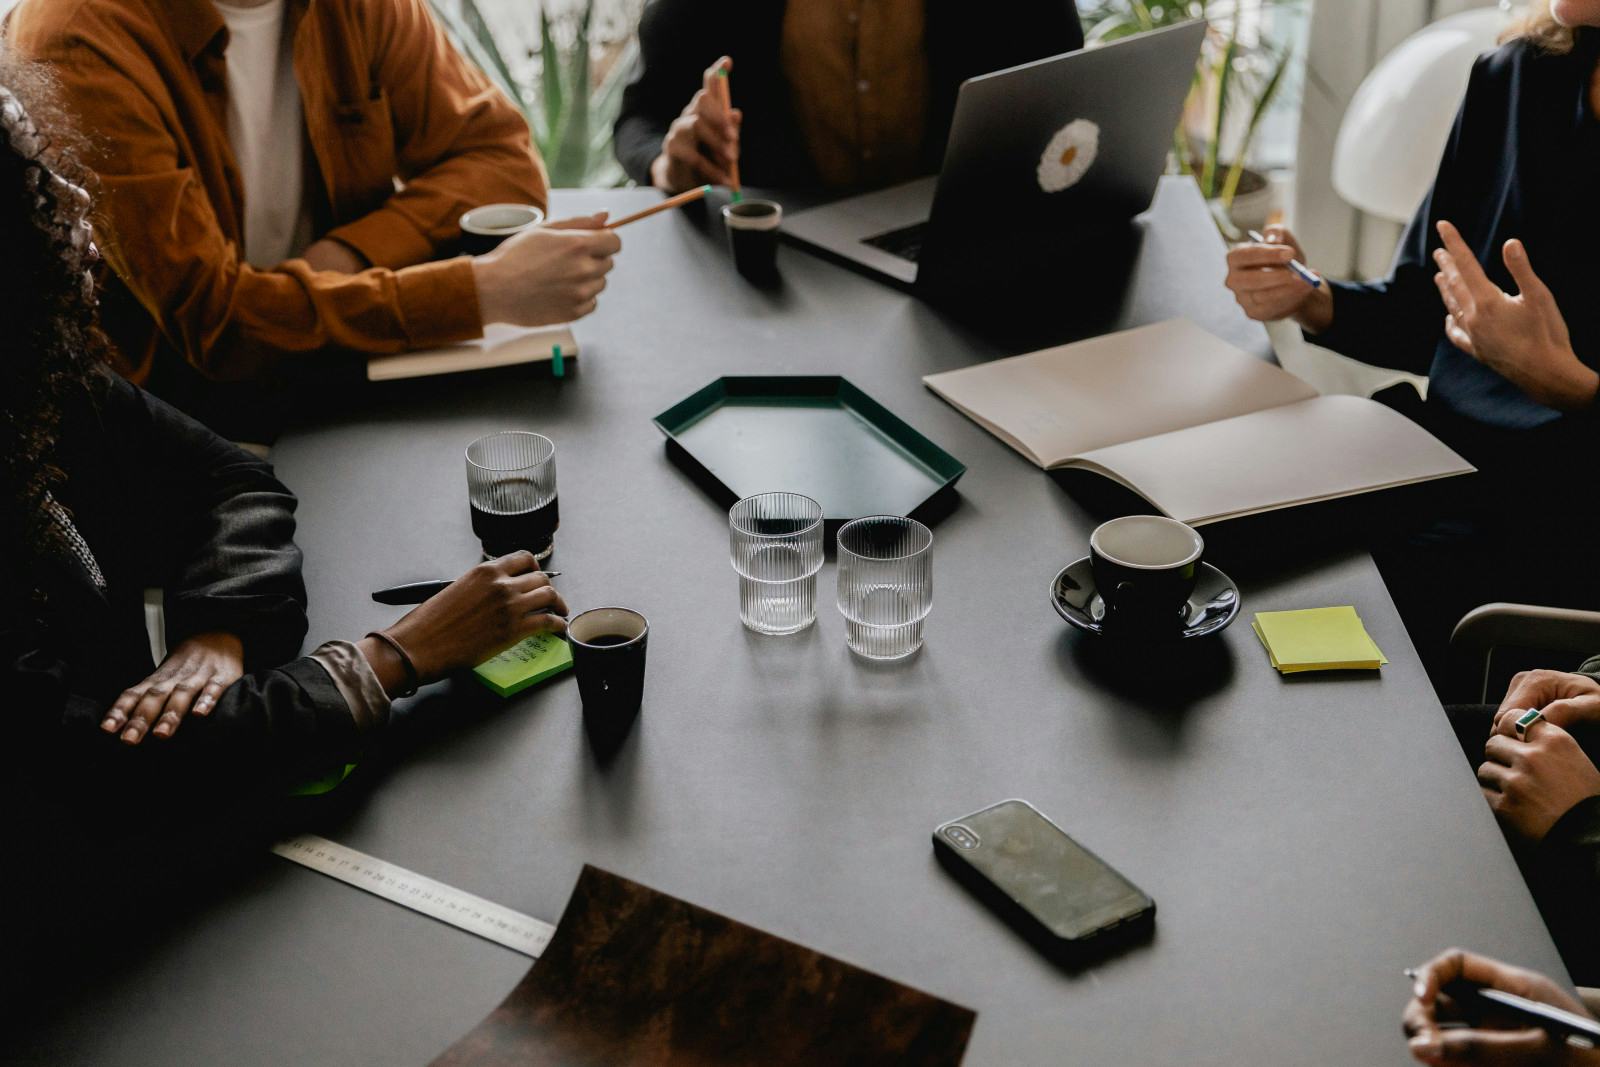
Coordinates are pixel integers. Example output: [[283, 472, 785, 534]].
[[3, 373, 363, 801], [614, 0, 1086, 189]]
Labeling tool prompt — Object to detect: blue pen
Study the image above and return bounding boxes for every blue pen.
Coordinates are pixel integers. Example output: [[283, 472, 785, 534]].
[[1249, 230, 1321, 289], [551, 342, 565, 378]]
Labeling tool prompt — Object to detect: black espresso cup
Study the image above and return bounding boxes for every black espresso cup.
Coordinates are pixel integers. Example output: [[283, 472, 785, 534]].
[[460, 203, 545, 255], [569, 607, 649, 749], [1088, 515, 1204, 632], [721, 199, 782, 281]]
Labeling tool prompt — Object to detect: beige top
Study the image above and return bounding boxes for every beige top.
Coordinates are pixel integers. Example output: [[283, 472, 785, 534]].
[[780, 0, 930, 191]]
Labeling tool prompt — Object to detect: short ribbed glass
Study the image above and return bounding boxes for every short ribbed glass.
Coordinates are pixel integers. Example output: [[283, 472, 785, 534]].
[[728, 493, 825, 635], [465, 431, 558, 562], [836, 516, 933, 660]]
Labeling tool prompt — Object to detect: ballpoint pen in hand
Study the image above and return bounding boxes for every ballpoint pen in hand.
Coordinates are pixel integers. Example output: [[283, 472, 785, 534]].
[[1248, 229, 1322, 289], [373, 572, 561, 606]]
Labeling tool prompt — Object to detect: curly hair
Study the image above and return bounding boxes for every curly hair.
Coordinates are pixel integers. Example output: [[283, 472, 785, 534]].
[[1507, 1, 1578, 55], [0, 50, 109, 562]]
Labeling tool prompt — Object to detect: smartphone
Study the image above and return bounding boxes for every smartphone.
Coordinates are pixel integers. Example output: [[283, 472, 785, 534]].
[[933, 799, 1154, 960]]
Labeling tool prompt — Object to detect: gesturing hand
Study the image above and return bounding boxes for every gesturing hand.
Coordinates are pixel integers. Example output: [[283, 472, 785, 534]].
[[649, 56, 741, 194], [1433, 221, 1599, 412], [1403, 948, 1600, 1066], [103, 631, 244, 745], [363, 552, 569, 692], [472, 213, 621, 327], [1494, 670, 1600, 735], [1477, 721, 1600, 842]]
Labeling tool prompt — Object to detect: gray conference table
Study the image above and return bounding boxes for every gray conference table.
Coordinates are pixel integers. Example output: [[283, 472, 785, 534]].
[[20, 180, 1569, 1065]]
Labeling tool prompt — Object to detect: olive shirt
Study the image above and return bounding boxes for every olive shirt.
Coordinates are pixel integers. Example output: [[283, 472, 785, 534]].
[[614, 0, 1084, 192]]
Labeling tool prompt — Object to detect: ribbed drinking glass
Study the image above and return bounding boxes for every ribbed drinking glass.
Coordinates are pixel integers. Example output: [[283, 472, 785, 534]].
[[836, 516, 933, 660], [728, 492, 825, 635], [465, 431, 558, 563]]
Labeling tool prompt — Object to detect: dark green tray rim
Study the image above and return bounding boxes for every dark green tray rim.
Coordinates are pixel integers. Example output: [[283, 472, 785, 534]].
[[652, 375, 967, 500]]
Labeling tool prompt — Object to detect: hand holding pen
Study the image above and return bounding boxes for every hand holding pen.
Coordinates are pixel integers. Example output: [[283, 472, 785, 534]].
[[1402, 950, 1600, 1065], [1224, 223, 1335, 332]]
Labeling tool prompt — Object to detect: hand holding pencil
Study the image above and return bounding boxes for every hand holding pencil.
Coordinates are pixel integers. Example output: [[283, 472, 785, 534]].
[[650, 55, 742, 195]]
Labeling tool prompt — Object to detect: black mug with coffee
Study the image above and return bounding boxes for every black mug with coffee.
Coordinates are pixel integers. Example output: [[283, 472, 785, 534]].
[[1088, 515, 1204, 633], [460, 203, 544, 256], [722, 199, 782, 281], [569, 608, 649, 751]]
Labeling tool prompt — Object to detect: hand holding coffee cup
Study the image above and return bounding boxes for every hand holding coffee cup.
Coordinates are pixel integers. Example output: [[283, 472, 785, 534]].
[[467, 209, 621, 327], [1088, 516, 1204, 633]]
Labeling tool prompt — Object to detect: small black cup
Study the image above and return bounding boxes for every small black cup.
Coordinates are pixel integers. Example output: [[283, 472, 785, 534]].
[[1089, 516, 1204, 633], [569, 607, 649, 751], [722, 199, 782, 281], [460, 203, 545, 256]]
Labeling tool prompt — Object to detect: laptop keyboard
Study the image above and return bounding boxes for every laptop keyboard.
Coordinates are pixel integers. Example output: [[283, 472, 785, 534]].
[[862, 221, 930, 263]]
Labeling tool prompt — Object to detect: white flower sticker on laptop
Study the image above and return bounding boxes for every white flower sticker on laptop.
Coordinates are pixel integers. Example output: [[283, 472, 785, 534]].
[[1037, 119, 1100, 193]]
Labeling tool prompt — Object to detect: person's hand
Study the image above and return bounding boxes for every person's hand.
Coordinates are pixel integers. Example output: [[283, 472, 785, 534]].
[[359, 552, 568, 693], [1433, 221, 1599, 412], [1495, 670, 1600, 734], [648, 56, 741, 194], [1403, 948, 1600, 1066], [1224, 224, 1334, 331], [471, 213, 620, 327], [102, 632, 244, 745], [1477, 721, 1600, 841], [301, 239, 367, 274]]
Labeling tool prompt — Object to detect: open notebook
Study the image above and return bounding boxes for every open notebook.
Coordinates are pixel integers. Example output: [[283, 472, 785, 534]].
[[367, 325, 576, 382], [923, 319, 1474, 525]]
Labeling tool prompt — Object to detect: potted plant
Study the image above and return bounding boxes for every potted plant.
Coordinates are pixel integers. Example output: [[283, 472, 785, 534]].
[[428, 0, 637, 188], [1080, 0, 1299, 235]]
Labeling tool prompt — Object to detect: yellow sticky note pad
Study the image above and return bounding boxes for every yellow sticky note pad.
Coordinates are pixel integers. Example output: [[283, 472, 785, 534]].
[[1252, 606, 1387, 674], [473, 632, 574, 697]]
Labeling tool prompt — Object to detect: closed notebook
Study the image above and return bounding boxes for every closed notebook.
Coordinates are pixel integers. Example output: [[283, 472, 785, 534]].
[[1252, 606, 1388, 673], [922, 319, 1474, 525], [473, 633, 574, 697], [367, 325, 577, 381]]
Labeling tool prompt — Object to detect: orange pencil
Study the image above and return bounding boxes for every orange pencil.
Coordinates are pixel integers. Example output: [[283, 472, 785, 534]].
[[713, 64, 742, 201], [606, 184, 711, 228]]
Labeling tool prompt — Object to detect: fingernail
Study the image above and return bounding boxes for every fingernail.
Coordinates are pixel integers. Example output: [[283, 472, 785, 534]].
[[121, 727, 140, 743], [153, 723, 171, 738], [1413, 980, 1427, 998], [101, 717, 118, 732], [1409, 1034, 1440, 1056]]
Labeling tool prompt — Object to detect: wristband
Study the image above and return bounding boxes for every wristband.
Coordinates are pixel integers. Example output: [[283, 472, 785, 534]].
[[365, 630, 420, 698]]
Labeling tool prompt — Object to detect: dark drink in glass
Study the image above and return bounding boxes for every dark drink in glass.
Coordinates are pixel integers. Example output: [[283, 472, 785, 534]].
[[466, 432, 558, 563]]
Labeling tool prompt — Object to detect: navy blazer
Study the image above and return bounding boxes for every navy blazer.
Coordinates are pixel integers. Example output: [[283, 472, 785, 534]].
[[1318, 31, 1600, 437]]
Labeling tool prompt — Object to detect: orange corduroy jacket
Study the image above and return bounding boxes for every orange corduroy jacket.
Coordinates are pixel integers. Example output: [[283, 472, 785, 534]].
[[7, 0, 548, 382]]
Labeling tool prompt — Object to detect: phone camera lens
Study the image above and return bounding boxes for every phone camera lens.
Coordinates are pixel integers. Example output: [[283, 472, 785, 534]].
[[945, 825, 979, 850]]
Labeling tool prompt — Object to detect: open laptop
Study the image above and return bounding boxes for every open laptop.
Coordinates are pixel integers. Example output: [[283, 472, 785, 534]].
[[783, 21, 1207, 299]]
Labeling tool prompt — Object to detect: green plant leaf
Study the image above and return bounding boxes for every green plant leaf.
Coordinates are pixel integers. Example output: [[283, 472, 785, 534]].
[[548, 3, 594, 186], [1199, 15, 1239, 198], [461, 0, 521, 104], [1220, 44, 1292, 204], [539, 6, 565, 161]]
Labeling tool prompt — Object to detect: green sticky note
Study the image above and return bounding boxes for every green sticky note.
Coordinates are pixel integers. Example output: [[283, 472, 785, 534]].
[[473, 632, 574, 697], [288, 762, 357, 797], [1252, 606, 1388, 674]]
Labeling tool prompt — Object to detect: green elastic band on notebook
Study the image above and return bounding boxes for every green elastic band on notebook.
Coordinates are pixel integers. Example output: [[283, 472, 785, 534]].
[[552, 342, 565, 378], [288, 762, 357, 797]]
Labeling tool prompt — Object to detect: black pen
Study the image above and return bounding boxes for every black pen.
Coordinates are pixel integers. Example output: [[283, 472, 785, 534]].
[[1404, 969, 1600, 1049], [372, 571, 562, 606]]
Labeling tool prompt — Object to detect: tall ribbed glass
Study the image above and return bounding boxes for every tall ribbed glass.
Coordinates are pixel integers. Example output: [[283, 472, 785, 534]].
[[836, 516, 933, 660], [465, 431, 558, 562], [728, 493, 824, 635]]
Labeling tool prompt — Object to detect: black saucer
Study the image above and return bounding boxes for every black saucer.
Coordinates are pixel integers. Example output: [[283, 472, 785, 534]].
[[1049, 557, 1240, 641]]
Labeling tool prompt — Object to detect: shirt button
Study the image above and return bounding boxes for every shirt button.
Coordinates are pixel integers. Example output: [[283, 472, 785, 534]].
[[857, 79, 871, 93]]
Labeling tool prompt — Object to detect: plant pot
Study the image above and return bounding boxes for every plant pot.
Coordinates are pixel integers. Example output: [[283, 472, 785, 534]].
[[1210, 165, 1275, 234]]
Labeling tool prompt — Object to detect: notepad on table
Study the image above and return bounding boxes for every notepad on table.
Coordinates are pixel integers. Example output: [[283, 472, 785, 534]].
[[922, 319, 1474, 525], [367, 325, 577, 381], [1252, 606, 1388, 674], [473, 632, 574, 696]]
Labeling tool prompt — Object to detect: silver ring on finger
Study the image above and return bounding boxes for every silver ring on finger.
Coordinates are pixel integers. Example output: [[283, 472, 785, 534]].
[[1513, 708, 1545, 740]]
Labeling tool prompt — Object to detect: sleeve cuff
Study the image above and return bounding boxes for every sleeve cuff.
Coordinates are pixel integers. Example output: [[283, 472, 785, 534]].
[[1541, 794, 1600, 855], [325, 209, 437, 271], [306, 639, 392, 733], [394, 256, 483, 349]]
